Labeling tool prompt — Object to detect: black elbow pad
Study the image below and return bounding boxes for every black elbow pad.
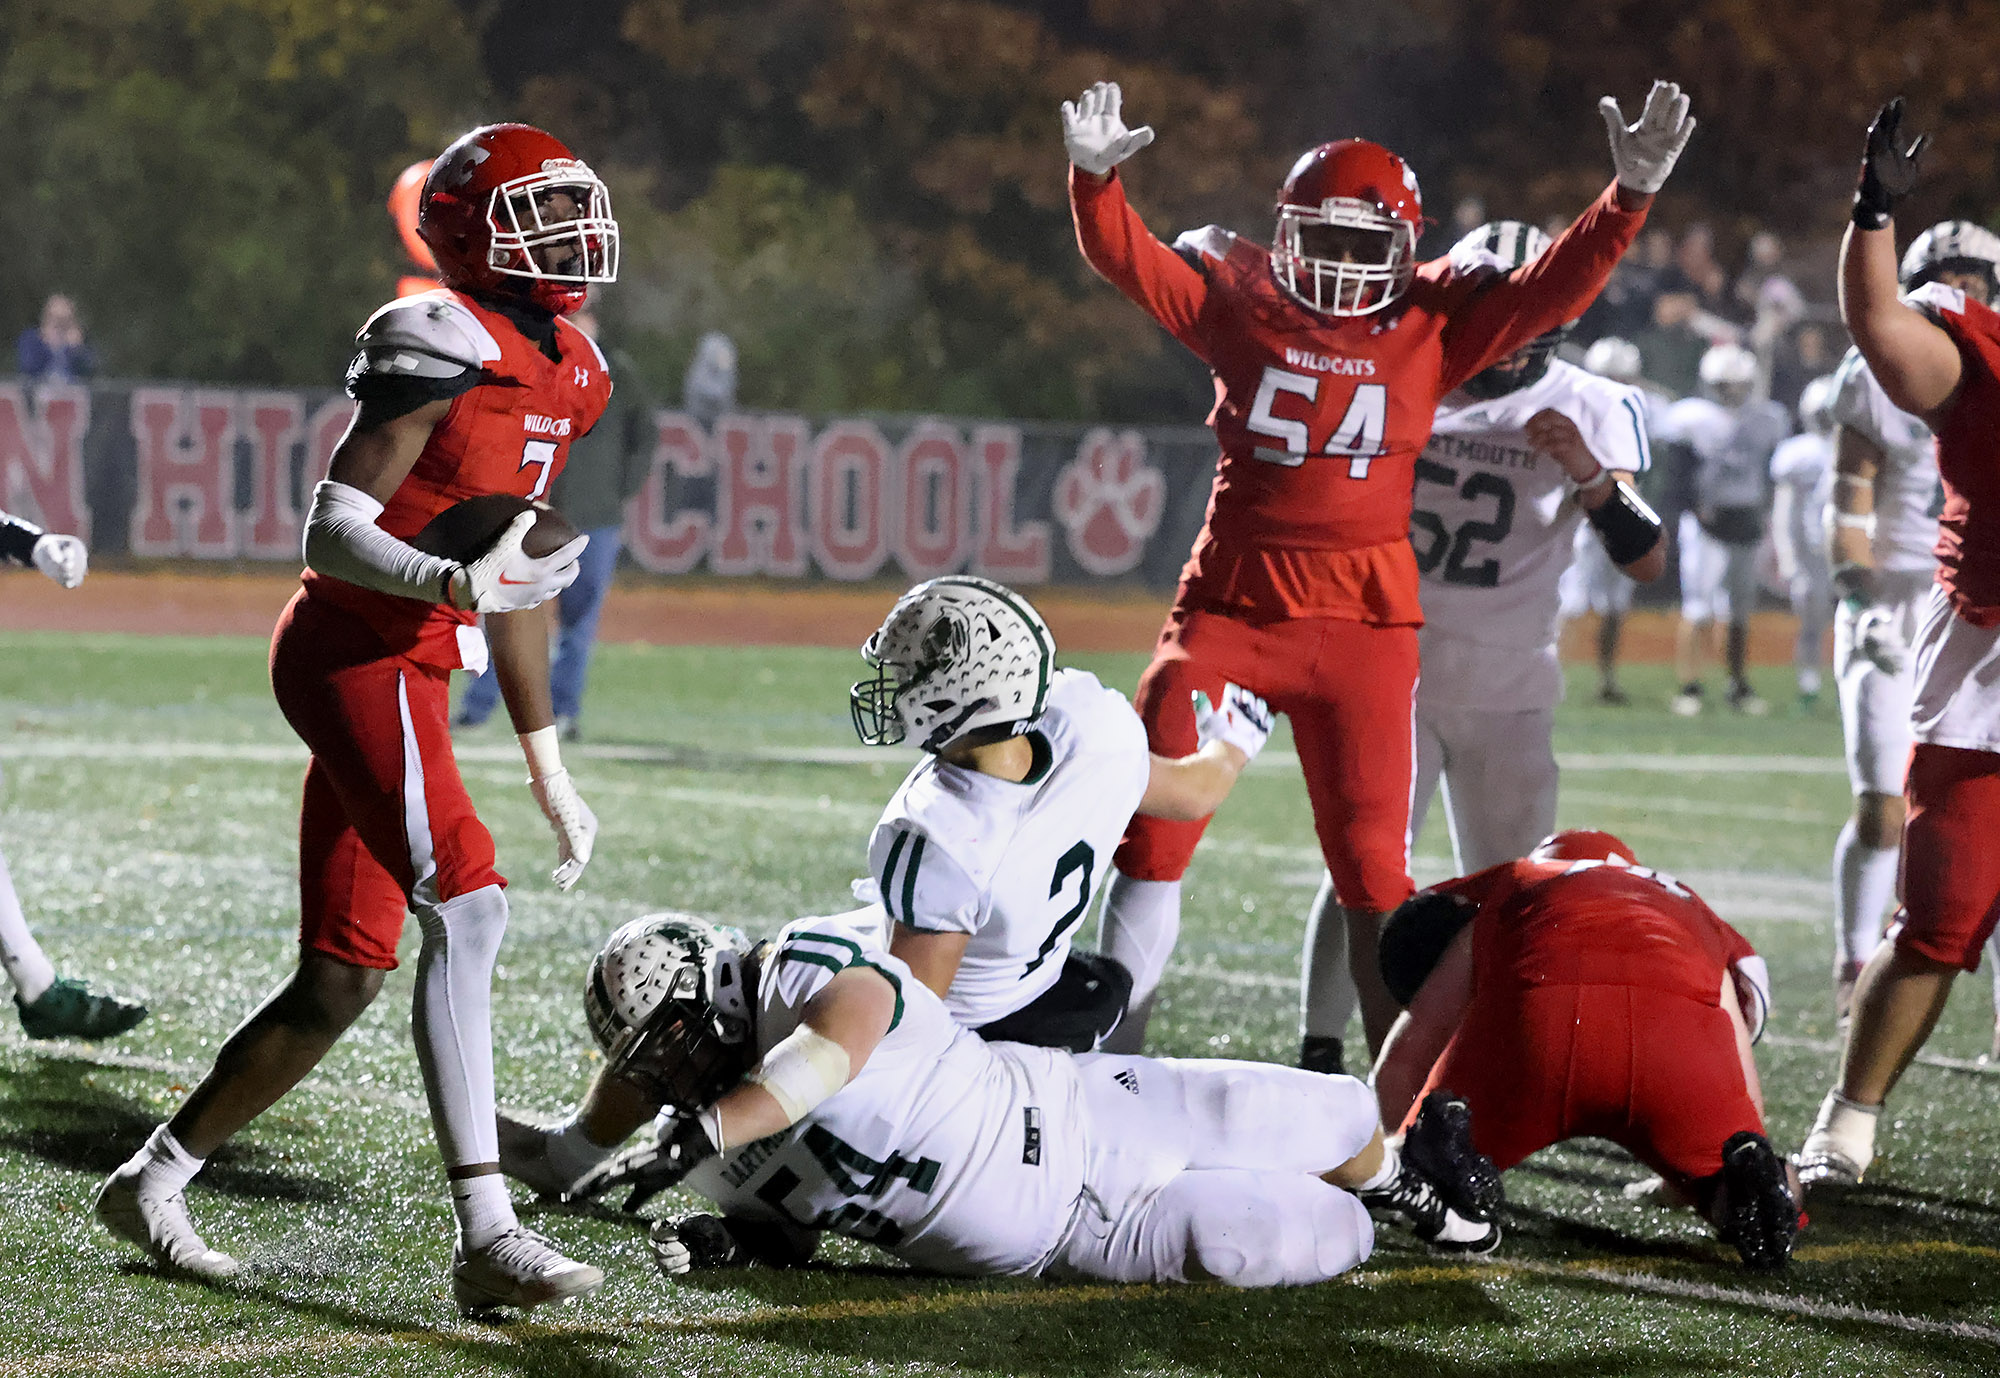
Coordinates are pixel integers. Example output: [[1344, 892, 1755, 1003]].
[[1586, 480, 1664, 567]]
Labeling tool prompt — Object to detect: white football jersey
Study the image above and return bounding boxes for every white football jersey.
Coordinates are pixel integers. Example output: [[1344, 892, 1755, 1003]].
[[1414, 360, 1650, 709], [1829, 346, 1942, 575], [1770, 431, 1834, 558], [683, 908, 1087, 1276], [860, 669, 1150, 1028], [1654, 394, 1790, 512]]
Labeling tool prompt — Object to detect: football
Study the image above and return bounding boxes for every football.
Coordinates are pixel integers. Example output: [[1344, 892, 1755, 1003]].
[[408, 493, 579, 564]]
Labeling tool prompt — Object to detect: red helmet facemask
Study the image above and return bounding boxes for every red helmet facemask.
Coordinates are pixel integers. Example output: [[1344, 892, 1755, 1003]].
[[418, 123, 619, 316], [1529, 829, 1637, 866], [1271, 139, 1422, 317]]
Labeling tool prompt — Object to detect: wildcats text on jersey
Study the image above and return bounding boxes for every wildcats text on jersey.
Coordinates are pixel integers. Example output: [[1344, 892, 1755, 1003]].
[[1282, 348, 1378, 377]]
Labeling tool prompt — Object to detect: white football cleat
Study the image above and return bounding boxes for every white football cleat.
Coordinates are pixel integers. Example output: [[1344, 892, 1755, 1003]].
[[1794, 1136, 1869, 1191], [95, 1164, 241, 1280], [495, 1111, 581, 1199], [452, 1227, 603, 1318]]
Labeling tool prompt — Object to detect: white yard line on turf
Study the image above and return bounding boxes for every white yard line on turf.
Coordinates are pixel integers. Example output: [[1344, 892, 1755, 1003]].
[[2, 738, 1850, 776]]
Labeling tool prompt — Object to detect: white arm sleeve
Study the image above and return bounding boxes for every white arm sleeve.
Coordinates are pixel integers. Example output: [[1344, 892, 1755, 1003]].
[[302, 479, 460, 604]]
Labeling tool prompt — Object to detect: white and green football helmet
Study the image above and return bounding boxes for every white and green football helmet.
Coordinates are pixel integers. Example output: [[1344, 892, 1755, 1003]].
[[850, 575, 1055, 752], [585, 913, 757, 1112], [1900, 219, 2000, 299]]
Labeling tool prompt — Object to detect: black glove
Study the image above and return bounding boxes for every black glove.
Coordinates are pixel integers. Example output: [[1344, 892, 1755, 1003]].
[[569, 1113, 718, 1213], [1854, 97, 1928, 230], [650, 1213, 742, 1276]]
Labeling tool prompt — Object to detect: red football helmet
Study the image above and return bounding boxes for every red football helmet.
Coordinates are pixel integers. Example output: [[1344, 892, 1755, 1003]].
[[1272, 139, 1423, 317], [418, 124, 619, 315], [1529, 829, 1636, 866]]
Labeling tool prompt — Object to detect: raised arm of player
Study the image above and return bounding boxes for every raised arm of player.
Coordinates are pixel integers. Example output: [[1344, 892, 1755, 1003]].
[[1841, 100, 1963, 425], [1138, 684, 1274, 820], [1440, 83, 1691, 388], [1064, 83, 1212, 357]]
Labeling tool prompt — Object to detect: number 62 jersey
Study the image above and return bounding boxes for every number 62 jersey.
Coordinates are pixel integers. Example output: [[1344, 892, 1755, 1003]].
[[1412, 359, 1651, 711]]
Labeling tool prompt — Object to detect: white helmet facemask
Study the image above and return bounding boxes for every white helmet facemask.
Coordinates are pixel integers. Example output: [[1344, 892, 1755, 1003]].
[[850, 576, 1055, 753], [486, 162, 620, 285], [1271, 200, 1417, 317]]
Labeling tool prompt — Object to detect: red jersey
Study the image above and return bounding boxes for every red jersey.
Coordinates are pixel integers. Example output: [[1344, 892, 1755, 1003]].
[[1909, 281, 2000, 627], [1433, 857, 1756, 1008], [1071, 171, 1647, 624], [303, 289, 613, 667]]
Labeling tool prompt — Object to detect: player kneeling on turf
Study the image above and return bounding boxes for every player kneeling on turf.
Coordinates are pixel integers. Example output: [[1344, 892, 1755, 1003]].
[[499, 909, 1500, 1287], [1370, 830, 1802, 1270]]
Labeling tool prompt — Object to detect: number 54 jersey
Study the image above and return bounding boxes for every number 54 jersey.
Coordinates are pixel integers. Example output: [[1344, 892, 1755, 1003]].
[[1413, 360, 1650, 711], [684, 908, 1091, 1277], [858, 668, 1150, 1028]]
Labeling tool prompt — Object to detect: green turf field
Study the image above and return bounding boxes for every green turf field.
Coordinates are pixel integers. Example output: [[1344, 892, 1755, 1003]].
[[1, 629, 1996, 1377]]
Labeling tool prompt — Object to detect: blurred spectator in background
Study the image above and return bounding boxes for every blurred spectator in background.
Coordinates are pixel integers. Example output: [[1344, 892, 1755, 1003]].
[[16, 295, 95, 382], [683, 331, 738, 426], [455, 302, 655, 741], [1451, 195, 1486, 239], [1737, 231, 1807, 333], [1770, 320, 1840, 413], [1769, 374, 1837, 707], [1635, 278, 1710, 397], [1677, 224, 1735, 321], [1582, 227, 1676, 343]]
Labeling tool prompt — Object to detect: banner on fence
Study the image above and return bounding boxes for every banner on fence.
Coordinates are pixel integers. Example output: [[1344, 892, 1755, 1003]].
[[0, 381, 1221, 590]]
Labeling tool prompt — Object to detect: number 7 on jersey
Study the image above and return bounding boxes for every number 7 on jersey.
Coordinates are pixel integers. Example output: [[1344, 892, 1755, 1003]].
[[1246, 366, 1388, 478]]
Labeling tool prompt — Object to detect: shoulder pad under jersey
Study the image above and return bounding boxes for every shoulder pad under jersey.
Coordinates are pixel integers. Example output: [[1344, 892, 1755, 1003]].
[[1905, 279, 1969, 322], [352, 293, 502, 381], [558, 316, 612, 375], [1171, 225, 1237, 274]]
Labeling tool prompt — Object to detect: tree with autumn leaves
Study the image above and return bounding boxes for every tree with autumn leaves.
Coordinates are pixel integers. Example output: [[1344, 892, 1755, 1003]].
[[6, 0, 1999, 420]]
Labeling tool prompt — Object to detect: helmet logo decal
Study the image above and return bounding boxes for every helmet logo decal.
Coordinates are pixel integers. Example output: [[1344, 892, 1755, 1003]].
[[444, 144, 490, 188]]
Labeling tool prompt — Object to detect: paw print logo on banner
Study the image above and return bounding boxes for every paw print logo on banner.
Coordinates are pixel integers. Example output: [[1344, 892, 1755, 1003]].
[[1053, 428, 1165, 576]]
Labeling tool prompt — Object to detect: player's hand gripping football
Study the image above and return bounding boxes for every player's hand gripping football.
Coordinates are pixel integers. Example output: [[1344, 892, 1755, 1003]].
[[650, 1214, 742, 1277], [571, 1114, 718, 1213], [1061, 81, 1155, 177], [529, 766, 598, 890], [451, 511, 588, 614], [29, 533, 87, 588], [1598, 80, 1695, 195], [1853, 97, 1928, 231], [1193, 683, 1274, 765], [1848, 603, 1908, 677]]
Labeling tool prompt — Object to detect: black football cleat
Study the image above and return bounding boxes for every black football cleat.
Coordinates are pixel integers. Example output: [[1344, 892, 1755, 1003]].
[[1717, 1131, 1800, 1271], [1402, 1089, 1503, 1221]]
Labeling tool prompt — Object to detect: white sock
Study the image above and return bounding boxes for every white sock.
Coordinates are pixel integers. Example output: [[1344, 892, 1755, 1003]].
[[0, 847, 57, 1004], [1301, 872, 1358, 1039], [412, 886, 506, 1168], [1809, 1088, 1881, 1163], [544, 1113, 616, 1185], [1356, 1144, 1399, 1193], [451, 1173, 517, 1249], [1832, 820, 1898, 969], [130, 1124, 204, 1196], [1097, 873, 1181, 1055]]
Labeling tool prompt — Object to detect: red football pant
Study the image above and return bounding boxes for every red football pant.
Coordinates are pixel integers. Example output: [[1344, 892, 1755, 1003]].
[[1405, 982, 1763, 1192], [1115, 609, 1419, 915], [270, 591, 504, 970], [1896, 743, 2000, 971]]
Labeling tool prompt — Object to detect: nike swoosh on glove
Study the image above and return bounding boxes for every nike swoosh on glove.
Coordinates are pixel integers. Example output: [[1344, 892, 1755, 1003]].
[[457, 513, 587, 613]]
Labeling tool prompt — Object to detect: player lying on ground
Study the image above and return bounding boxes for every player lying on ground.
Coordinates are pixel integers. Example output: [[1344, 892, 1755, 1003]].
[[1369, 829, 1802, 1270], [1298, 219, 1667, 1069], [848, 576, 1273, 1052], [1821, 217, 2000, 1045], [1799, 100, 2000, 1188], [97, 123, 614, 1316], [1066, 79, 1691, 1070], [0, 510, 146, 1039], [498, 910, 1503, 1287]]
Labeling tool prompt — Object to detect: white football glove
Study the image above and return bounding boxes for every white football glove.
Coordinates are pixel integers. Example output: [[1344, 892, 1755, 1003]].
[[453, 512, 587, 614], [1598, 80, 1696, 194], [1061, 81, 1155, 177], [30, 533, 86, 588], [1193, 682, 1274, 763], [650, 1215, 741, 1277], [529, 767, 598, 891], [1848, 604, 1908, 677]]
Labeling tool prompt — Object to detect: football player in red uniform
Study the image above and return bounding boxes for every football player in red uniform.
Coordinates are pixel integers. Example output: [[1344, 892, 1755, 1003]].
[[1799, 100, 2000, 1189], [1064, 80, 1696, 1064], [1371, 830, 1803, 1270], [98, 124, 616, 1315]]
